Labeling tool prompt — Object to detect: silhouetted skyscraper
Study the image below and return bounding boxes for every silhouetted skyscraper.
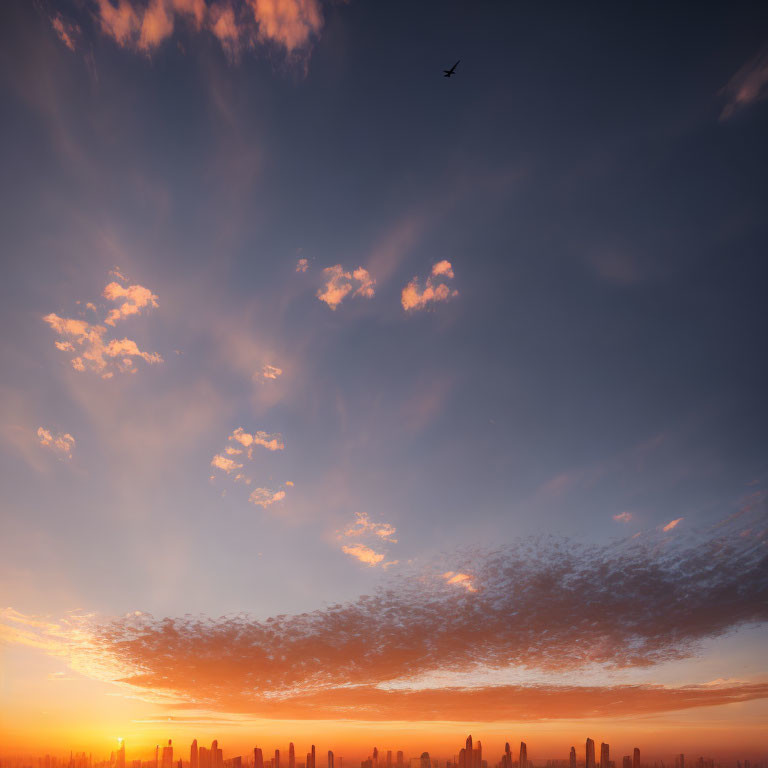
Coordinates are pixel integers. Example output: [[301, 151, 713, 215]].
[[116, 741, 125, 768], [254, 750, 263, 768], [312, 746, 317, 768], [387, 753, 392, 768], [632, 750, 639, 768], [420, 754, 430, 768], [211, 741, 223, 768], [328, 752, 334, 768], [586, 740, 596, 768], [519, 743, 527, 768], [191, 741, 198, 768], [289, 745, 295, 768], [570, 747, 576, 768], [161, 742, 173, 768]]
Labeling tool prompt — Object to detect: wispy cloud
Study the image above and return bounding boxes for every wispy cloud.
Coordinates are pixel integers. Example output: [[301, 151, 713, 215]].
[[317, 265, 376, 310], [338, 512, 397, 567], [721, 45, 768, 120], [89, 0, 322, 59], [613, 511, 633, 522], [51, 14, 80, 51], [402, 260, 458, 311], [37, 427, 75, 458], [229, 427, 284, 452], [663, 517, 683, 532]]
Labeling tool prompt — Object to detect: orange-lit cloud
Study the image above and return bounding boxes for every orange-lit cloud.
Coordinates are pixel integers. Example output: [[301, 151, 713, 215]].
[[338, 512, 397, 566], [249, 487, 286, 508], [89, 0, 322, 58], [103, 281, 159, 326], [1, 511, 766, 721], [341, 542, 385, 566], [613, 511, 633, 522], [229, 427, 284, 452], [721, 44, 768, 120], [246, 0, 322, 52], [44, 274, 162, 377], [663, 517, 683, 532], [37, 427, 75, 457], [211, 454, 243, 474], [442, 571, 477, 593], [402, 260, 458, 311], [262, 364, 283, 379], [317, 265, 376, 310], [296, 257, 309, 272], [51, 14, 80, 51]]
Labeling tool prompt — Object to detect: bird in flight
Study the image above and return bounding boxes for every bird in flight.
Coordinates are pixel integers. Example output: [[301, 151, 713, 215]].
[[443, 60, 460, 78]]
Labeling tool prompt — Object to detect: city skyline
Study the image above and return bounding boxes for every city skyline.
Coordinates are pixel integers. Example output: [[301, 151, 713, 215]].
[[1, 0, 767, 758]]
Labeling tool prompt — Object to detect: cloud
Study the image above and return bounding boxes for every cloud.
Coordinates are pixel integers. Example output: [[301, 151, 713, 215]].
[[246, 0, 322, 52], [51, 14, 80, 51], [663, 517, 683, 532], [37, 427, 75, 458], [261, 364, 283, 380], [249, 487, 286, 508], [342, 512, 397, 542], [103, 281, 159, 326], [228, 427, 284, 452], [613, 511, 633, 522], [88, 0, 322, 58], [402, 260, 458, 311], [43, 274, 162, 378], [338, 513, 397, 567], [721, 45, 768, 120], [317, 265, 376, 310], [1, 509, 767, 720], [441, 571, 477, 593], [341, 543, 385, 566], [295, 258, 309, 273], [211, 454, 243, 474]]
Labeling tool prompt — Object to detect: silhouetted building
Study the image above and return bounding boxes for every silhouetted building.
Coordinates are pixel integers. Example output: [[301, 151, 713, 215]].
[[329, 752, 334, 768], [586, 740, 595, 768], [290, 745, 295, 768], [570, 748, 576, 768], [519, 744, 527, 768], [632, 750, 639, 768]]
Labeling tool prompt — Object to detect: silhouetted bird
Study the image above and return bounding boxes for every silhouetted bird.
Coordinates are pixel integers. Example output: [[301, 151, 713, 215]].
[[443, 60, 460, 77]]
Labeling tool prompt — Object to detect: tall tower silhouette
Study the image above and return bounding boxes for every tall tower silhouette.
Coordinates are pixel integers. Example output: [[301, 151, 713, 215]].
[[600, 743, 609, 768], [289, 745, 295, 768], [191, 741, 198, 768], [586, 739, 596, 768], [570, 747, 576, 768], [519, 743, 527, 768]]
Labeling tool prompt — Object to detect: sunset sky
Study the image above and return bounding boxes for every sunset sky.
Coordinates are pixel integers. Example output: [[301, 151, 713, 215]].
[[1, 0, 767, 761]]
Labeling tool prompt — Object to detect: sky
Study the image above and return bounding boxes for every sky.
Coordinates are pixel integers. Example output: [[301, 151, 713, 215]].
[[1, 0, 768, 761]]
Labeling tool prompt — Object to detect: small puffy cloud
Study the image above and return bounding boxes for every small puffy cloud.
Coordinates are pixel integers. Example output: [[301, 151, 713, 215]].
[[721, 45, 768, 120], [249, 487, 286, 508], [211, 454, 243, 474], [37, 427, 75, 458], [339, 513, 397, 567], [103, 281, 159, 326], [285, 480, 294, 486], [229, 427, 284, 452], [342, 543, 385, 567], [317, 265, 376, 310], [442, 571, 477, 593], [613, 511, 633, 522], [296, 258, 309, 273], [402, 261, 458, 311], [262, 364, 282, 380], [663, 517, 684, 532], [343, 512, 398, 543], [44, 275, 162, 378], [51, 14, 80, 51]]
